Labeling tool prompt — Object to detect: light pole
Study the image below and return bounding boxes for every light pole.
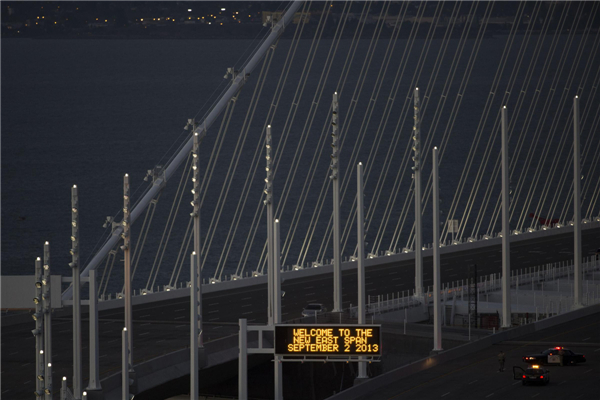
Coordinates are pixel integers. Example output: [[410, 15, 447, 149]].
[[357, 162, 368, 380], [331, 91, 342, 312], [501, 106, 512, 328], [71, 185, 82, 398], [413, 88, 423, 298], [432, 147, 443, 352]]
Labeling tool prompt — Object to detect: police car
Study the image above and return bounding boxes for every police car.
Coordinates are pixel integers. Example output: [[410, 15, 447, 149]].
[[522, 346, 586, 366], [513, 365, 550, 386]]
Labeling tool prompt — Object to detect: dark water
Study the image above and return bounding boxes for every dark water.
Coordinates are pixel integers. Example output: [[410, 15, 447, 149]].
[[2, 35, 599, 295]]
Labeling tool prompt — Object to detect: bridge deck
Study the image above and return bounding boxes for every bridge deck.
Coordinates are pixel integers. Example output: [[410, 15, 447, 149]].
[[1, 228, 599, 399]]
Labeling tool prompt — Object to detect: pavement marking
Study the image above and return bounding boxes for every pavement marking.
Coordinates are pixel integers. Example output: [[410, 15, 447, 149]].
[[441, 392, 450, 397], [174, 316, 186, 320], [174, 308, 185, 312], [582, 337, 591, 341], [140, 314, 151, 318], [208, 318, 219, 322], [2, 390, 10, 394], [9, 352, 18, 356], [392, 277, 402, 281], [21, 363, 31, 367], [532, 394, 540, 398], [209, 302, 219, 306], [208, 310, 219, 313], [242, 297, 252, 300], [449, 274, 457, 277], [140, 332, 150, 336], [584, 369, 592, 374], [59, 329, 70, 333], [485, 393, 494, 398], [594, 348, 600, 352], [366, 282, 374, 285], [558, 380, 567, 385], [108, 339, 118, 344], [305, 286, 314, 289], [242, 304, 252, 307], [100, 354, 108, 358], [389, 271, 398, 275], [446, 268, 453, 271], [512, 381, 520, 385], [468, 380, 477, 385], [157, 339, 165, 343], [175, 325, 187, 329], [243, 311, 253, 315], [23, 380, 31, 385]]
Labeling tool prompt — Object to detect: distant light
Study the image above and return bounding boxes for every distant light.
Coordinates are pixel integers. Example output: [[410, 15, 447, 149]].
[[188, 9, 192, 12], [221, 8, 226, 11]]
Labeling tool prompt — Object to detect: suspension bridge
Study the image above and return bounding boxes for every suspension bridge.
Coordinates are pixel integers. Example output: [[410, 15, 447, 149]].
[[2, 1, 600, 399]]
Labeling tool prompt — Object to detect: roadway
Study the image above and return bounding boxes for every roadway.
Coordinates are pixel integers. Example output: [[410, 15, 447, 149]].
[[352, 312, 600, 399], [1, 227, 599, 399]]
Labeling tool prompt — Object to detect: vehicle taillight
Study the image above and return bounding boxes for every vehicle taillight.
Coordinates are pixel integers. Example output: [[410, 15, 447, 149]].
[[540, 376, 544, 379], [522, 375, 526, 379]]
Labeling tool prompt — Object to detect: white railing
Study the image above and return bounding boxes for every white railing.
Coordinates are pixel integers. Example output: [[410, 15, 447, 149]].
[[364, 256, 600, 318]]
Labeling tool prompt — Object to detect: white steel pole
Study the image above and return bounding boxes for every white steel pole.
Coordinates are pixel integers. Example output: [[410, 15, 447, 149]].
[[357, 162, 368, 379], [34, 257, 44, 398], [87, 269, 101, 392], [190, 252, 199, 400], [71, 185, 82, 398], [413, 88, 423, 297], [573, 95, 582, 307], [122, 328, 129, 400], [60, 376, 67, 400], [331, 91, 342, 312], [239, 319, 248, 400], [123, 174, 133, 367], [192, 131, 203, 347], [266, 125, 274, 326], [432, 147, 443, 352], [501, 106, 512, 328], [43, 242, 52, 400], [274, 219, 282, 399]]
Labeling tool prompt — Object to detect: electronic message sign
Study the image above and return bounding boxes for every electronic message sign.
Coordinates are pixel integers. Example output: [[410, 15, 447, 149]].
[[275, 325, 381, 356]]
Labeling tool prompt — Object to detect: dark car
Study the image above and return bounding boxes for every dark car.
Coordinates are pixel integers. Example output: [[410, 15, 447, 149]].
[[522, 347, 586, 366], [513, 365, 550, 385], [301, 303, 327, 318]]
